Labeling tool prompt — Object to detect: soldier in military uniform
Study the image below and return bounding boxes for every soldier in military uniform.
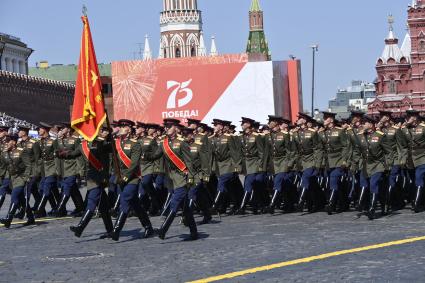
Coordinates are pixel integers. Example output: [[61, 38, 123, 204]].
[[356, 116, 392, 220], [182, 126, 212, 224], [69, 126, 113, 238], [16, 126, 41, 225], [137, 123, 161, 216], [0, 135, 34, 227], [235, 117, 267, 214], [55, 123, 84, 217], [34, 122, 59, 217], [377, 111, 408, 213], [110, 119, 154, 241], [293, 113, 324, 212], [321, 112, 350, 215], [210, 119, 242, 215], [146, 119, 199, 240], [404, 110, 425, 212], [266, 116, 296, 214], [0, 125, 11, 211]]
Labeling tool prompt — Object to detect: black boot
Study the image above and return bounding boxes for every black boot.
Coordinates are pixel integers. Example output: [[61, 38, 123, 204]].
[[47, 195, 58, 216], [385, 186, 393, 214], [185, 211, 198, 241], [69, 210, 93, 238], [326, 190, 337, 215], [70, 188, 84, 217], [158, 211, 176, 240], [356, 187, 366, 212], [15, 206, 25, 220], [413, 186, 423, 213], [23, 208, 36, 226], [34, 195, 48, 218], [236, 191, 250, 215], [297, 187, 307, 212], [56, 195, 70, 217], [0, 203, 18, 228], [135, 206, 154, 238], [210, 191, 222, 215], [268, 190, 280, 215], [367, 193, 377, 220], [0, 195, 5, 210], [111, 212, 127, 241]]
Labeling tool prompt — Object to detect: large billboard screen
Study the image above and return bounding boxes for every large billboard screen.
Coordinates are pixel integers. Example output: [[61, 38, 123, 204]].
[[112, 54, 302, 124]]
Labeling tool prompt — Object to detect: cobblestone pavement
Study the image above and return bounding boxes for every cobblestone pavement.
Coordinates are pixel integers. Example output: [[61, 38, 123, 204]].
[[1, 195, 425, 283]]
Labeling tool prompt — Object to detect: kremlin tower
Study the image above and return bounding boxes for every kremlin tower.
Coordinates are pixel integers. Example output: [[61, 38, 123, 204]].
[[246, 0, 271, 61], [369, 0, 425, 114]]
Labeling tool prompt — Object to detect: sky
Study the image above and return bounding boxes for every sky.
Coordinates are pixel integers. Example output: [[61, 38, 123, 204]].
[[0, 0, 412, 111]]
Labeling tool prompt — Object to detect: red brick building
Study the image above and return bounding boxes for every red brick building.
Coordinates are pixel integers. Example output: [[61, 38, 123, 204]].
[[369, 1, 425, 115]]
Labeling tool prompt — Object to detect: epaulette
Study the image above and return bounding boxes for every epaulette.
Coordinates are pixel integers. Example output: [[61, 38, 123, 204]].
[[194, 141, 202, 146], [335, 127, 343, 130], [252, 132, 259, 136], [376, 131, 384, 136], [318, 128, 324, 133], [282, 131, 289, 134], [198, 133, 206, 136], [177, 137, 185, 142], [307, 128, 317, 132], [130, 138, 138, 143], [29, 139, 37, 143], [391, 125, 400, 129], [224, 133, 231, 137], [97, 137, 105, 141], [146, 136, 154, 140], [420, 123, 425, 127], [347, 127, 352, 130]]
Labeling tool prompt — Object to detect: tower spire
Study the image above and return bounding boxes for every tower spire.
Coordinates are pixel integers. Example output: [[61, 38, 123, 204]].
[[198, 31, 207, 56], [246, 0, 270, 61], [143, 34, 152, 60], [210, 36, 218, 56]]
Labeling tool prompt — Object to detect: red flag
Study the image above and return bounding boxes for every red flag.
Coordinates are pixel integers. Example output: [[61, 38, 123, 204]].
[[71, 15, 106, 141]]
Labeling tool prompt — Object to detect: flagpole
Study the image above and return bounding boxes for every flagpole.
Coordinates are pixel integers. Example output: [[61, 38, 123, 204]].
[[82, 5, 123, 184]]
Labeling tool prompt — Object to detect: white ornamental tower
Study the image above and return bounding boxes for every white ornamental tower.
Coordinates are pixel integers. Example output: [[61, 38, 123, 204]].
[[160, 0, 203, 58]]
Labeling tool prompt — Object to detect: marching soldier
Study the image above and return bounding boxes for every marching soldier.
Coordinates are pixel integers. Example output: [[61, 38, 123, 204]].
[[34, 122, 59, 218], [293, 113, 324, 212], [110, 119, 154, 241], [356, 115, 392, 220], [236, 117, 266, 214], [266, 116, 296, 214], [69, 126, 113, 238], [16, 126, 40, 225], [404, 110, 425, 212], [210, 119, 242, 214], [321, 112, 350, 215], [377, 111, 408, 213], [0, 135, 35, 227], [137, 123, 161, 216], [55, 123, 84, 217], [146, 119, 199, 240]]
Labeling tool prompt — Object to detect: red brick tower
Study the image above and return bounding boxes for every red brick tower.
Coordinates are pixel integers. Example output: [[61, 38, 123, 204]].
[[369, 1, 425, 114]]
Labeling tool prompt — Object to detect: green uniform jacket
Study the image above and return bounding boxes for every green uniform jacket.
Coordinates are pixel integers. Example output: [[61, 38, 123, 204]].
[[1, 147, 30, 189], [68, 138, 111, 190], [239, 132, 265, 175], [405, 122, 425, 168], [147, 137, 194, 190], [211, 133, 242, 176], [267, 131, 295, 174], [194, 133, 213, 178], [0, 140, 9, 181], [57, 135, 81, 178], [139, 136, 158, 177], [322, 127, 350, 169], [39, 137, 58, 177], [17, 138, 40, 178], [116, 137, 141, 185], [381, 126, 408, 167], [347, 127, 363, 172], [400, 126, 414, 169], [293, 128, 324, 170], [186, 140, 209, 184], [355, 130, 391, 177]]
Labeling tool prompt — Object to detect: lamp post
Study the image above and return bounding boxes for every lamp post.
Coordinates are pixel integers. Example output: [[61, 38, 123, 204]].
[[310, 44, 319, 115]]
